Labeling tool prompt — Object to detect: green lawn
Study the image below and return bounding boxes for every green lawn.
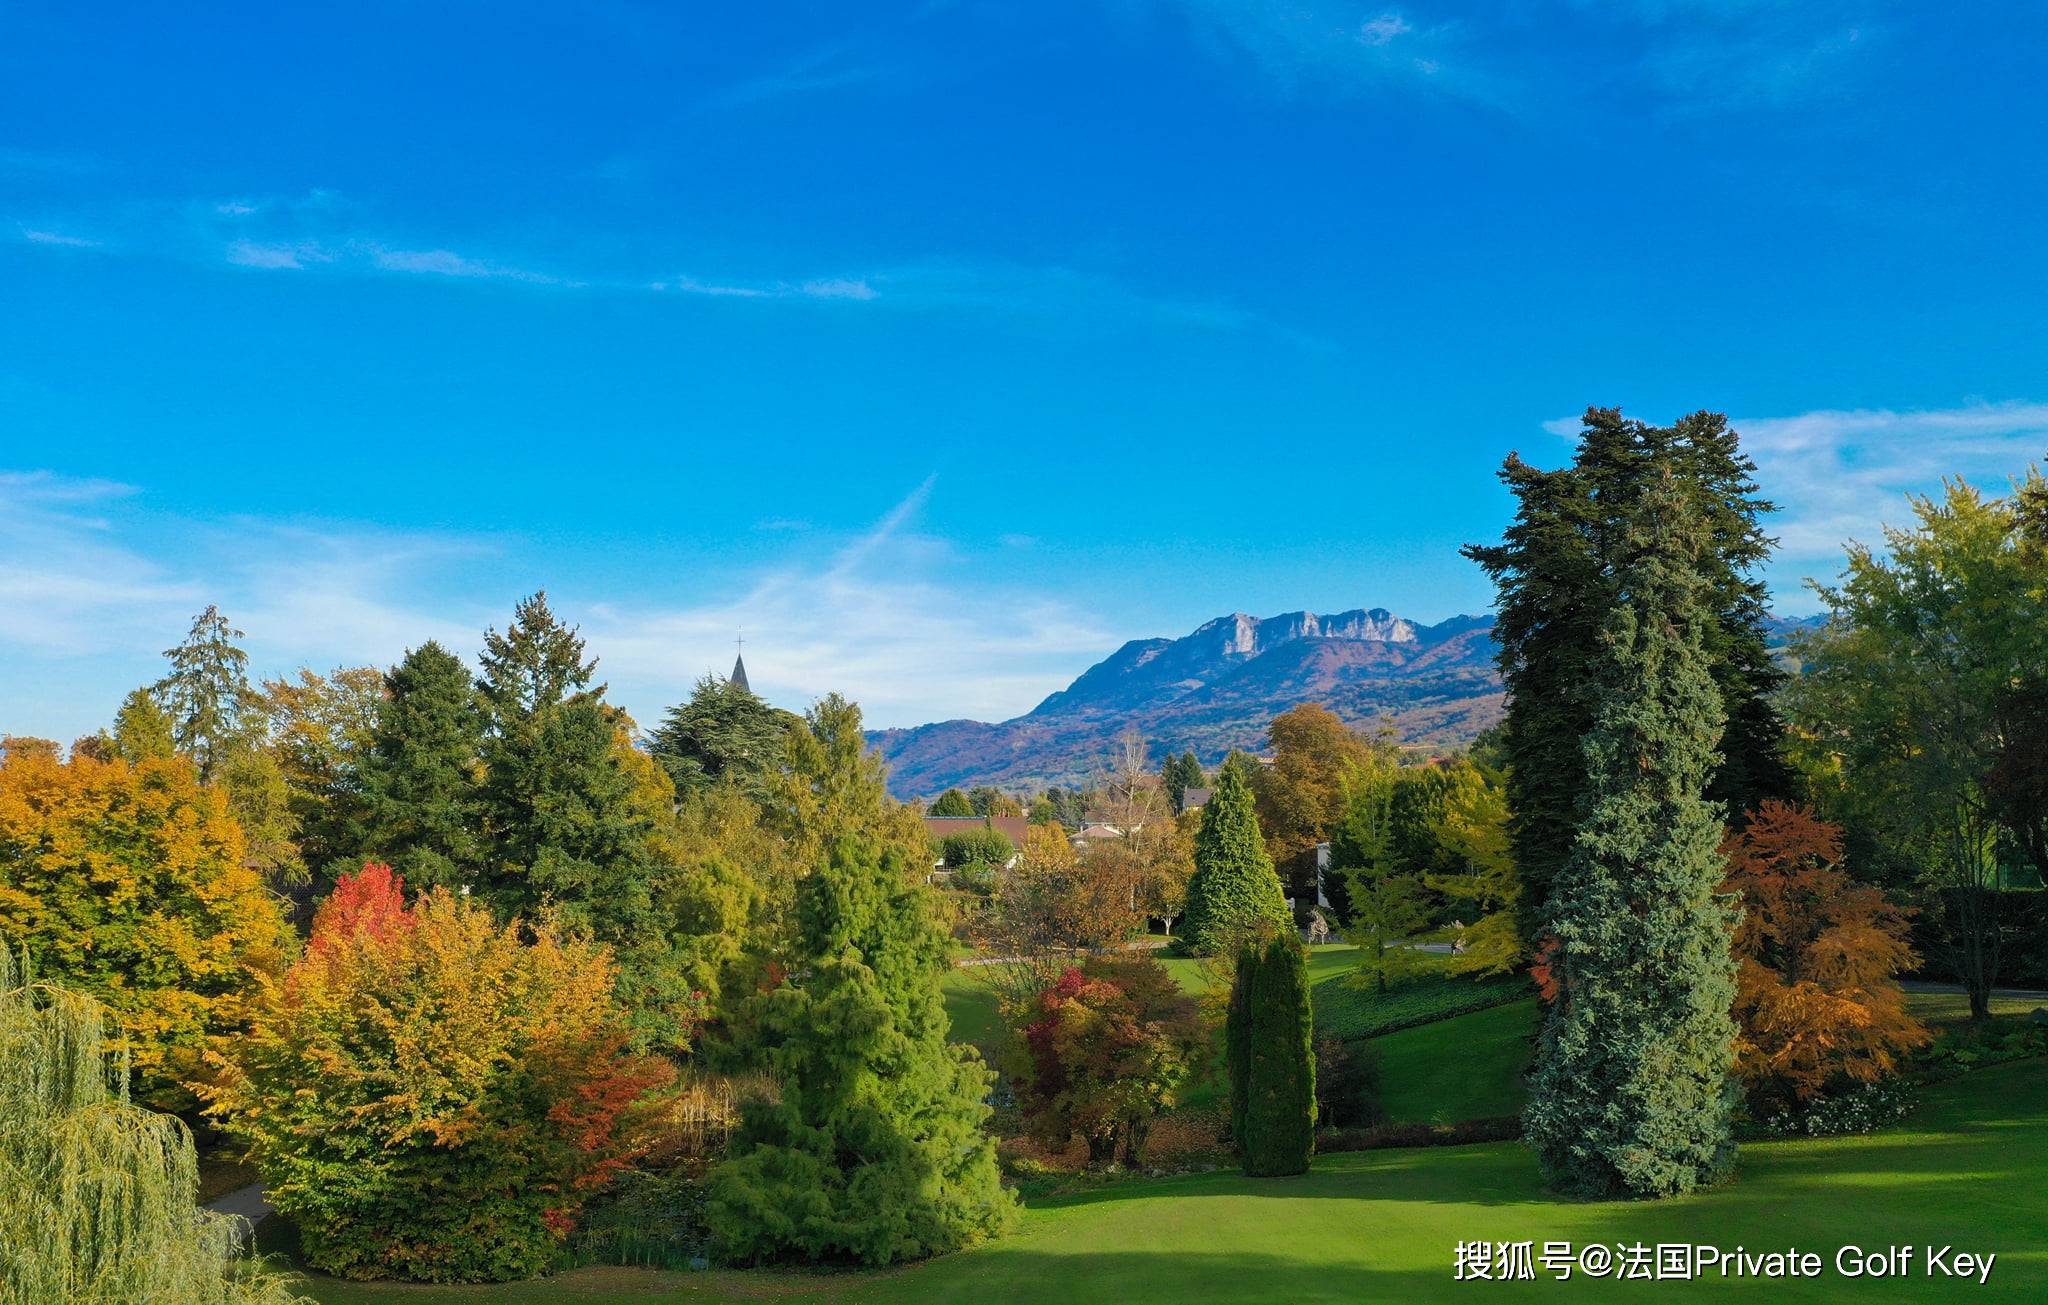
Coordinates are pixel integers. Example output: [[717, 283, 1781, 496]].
[[290, 1057, 2048, 1303], [1371, 996, 1536, 1124], [1905, 990, 2046, 1032]]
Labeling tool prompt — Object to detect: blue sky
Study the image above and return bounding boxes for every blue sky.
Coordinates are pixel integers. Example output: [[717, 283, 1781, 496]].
[[5, 1, 2047, 741]]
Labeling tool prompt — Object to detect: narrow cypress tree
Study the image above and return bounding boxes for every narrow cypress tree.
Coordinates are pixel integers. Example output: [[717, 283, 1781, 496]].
[[1523, 475, 1740, 1199], [358, 641, 486, 892], [1179, 762, 1290, 955], [707, 838, 1017, 1265], [1226, 931, 1316, 1177]]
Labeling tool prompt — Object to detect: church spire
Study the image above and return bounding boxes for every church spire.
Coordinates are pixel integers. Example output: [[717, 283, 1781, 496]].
[[730, 632, 751, 694]]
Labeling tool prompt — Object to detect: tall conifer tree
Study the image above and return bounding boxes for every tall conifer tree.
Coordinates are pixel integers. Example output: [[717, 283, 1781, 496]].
[[1523, 475, 1739, 1199], [707, 837, 1016, 1264], [154, 605, 255, 783], [1180, 762, 1291, 954], [359, 641, 486, 892], [1466, 408, 1790, 939], [1226, 931, 1316, 1177]]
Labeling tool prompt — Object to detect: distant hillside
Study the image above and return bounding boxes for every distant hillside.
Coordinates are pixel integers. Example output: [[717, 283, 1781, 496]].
[[867, 608, 1504, 798]]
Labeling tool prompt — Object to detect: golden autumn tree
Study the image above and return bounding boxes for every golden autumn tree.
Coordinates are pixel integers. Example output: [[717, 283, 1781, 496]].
[[1721, 801, 1928, 1109], [209, 865, 675, 1283], [0, 742, 294, 1111]]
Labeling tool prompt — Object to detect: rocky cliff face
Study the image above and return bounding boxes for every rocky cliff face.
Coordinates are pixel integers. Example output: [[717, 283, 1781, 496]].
[[868, 607, 1503, 798]]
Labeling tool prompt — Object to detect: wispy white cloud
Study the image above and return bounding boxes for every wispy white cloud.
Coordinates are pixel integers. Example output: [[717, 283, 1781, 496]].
[[1737, 400, 2048, 559], [703, 43, 896, 111], [1532, 399, 2048, 604], [19, 227, 100, 248], [1160, 2, 1486, 101], [654, 273, 878, 302], [0, 470, 1113, 741], [225, 239, 330, 269], [368, 246, 564, 284]]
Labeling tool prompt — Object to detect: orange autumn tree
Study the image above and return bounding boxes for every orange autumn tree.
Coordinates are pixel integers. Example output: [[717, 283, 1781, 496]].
[[1720, 801, 1928, 1110], [209, 864, 674, 1284], [0, 741, 293, 1111]]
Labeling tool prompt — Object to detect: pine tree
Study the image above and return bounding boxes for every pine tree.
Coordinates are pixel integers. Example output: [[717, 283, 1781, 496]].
[[1179, 762, 1290, 955], [111, 688, 175, 763], [1523, 475, 1740, 1199], [154, 606, 255, 783], [1226, 931, 1316, 1177], [706, 838, 1017, 1265], [648, 672, 790, 797], [359, 641, 486, 892], [930, 788, 974, 816]]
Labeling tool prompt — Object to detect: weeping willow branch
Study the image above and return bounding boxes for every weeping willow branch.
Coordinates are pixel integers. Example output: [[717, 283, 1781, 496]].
[[0, 950, 306, 1305]]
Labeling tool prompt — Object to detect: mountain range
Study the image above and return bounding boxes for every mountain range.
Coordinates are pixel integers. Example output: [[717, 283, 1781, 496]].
[[867, 608, 1504, 798]]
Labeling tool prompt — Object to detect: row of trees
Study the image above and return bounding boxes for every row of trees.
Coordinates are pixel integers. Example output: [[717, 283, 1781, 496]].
[[3, 594, 1020, 1281]]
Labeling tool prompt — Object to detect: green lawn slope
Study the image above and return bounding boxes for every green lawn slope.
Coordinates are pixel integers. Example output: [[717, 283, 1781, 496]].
[[294, 1057, 2048, 1304]]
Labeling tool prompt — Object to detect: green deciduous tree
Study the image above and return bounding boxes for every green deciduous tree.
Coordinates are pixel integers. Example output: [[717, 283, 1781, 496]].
[[1785, 474, 2048, 1017], [1523, 476, 1740, 1200], [1179, 762, 1290, 955], [706, 837, 1016, 1265], [1226, 930, 1315, 1177], [930, 788, 974, 817]]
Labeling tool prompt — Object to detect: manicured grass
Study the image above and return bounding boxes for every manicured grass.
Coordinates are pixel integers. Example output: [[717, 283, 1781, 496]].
[[292, 1057, 2048, 1303], [1312, 963, 1530, 1042], [1371, 997, 1536, 1124], [941, 967, 1007, 1057], [1905, 990, 2046, 1032]]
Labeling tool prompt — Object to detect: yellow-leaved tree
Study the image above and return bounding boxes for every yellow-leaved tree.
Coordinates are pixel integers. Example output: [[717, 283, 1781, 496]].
[[0, 740, 295, 1111]]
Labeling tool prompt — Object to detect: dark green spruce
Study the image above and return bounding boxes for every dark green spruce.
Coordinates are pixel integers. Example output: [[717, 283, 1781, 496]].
[[358, 640, 486, 892], [1522, 475, 1740, 1199]]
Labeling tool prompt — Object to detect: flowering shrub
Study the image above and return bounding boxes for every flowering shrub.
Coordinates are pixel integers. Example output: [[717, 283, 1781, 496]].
[[209, 865, 675, 1283], [1758, 1080, 1918, 1138]]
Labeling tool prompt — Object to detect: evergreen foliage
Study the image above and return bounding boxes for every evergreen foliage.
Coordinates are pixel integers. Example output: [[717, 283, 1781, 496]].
[[1179, 762, 1290, 954], [1, 951, 305, 1305], [154, 606, 256, 784], [1226, 931, 1316, 1177], [930, 788, 975, 817], [112, 688, 176, 763], [939, 825, 1014, 868], [1163, 749, 1205, 812], [1329, 764, 1431, 991], [1465, 408, 1792, 941], [647, 672, 790, 797], [358, 641, 486, 893], [1522, 476, 1741, 1200], [706, 838, 1016, 1265]]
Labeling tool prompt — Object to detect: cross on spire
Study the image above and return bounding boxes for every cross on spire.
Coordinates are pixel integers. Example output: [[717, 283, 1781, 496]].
[[729, 630, 751, 694]]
